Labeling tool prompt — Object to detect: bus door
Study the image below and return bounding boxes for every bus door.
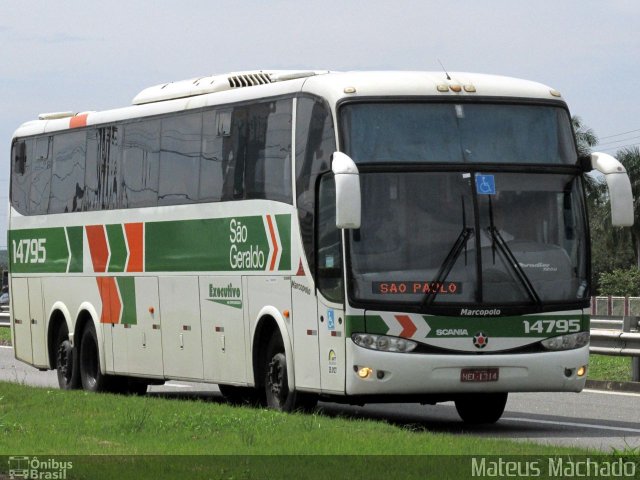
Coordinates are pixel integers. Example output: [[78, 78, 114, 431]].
[[11, 277, 33, 364], [11, 278, 46, 367], [316, 175, 346, 393], [291, 268, 320, 390]]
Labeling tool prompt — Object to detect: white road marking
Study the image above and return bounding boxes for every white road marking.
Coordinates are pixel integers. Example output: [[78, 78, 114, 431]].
[[503, 417, 640, 434], [0, 345, 13, 349]]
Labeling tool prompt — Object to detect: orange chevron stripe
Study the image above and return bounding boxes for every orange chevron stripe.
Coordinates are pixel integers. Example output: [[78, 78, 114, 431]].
[[86, 225, 109, 273], [97, 277, 122, 324], [124, 222, 144, 272], [266, 215, 279, 271], [396, 314, 417, 338]]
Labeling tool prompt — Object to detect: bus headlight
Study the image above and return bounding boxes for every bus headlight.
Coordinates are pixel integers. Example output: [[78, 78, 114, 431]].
[[352, 334, 417, 353], [541, 332, 589, 351]]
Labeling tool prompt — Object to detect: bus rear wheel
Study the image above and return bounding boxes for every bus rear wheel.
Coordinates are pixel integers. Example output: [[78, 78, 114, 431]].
[[264, 333, 317, 412], [79, 323, 112, 393], [55, 326, 80, 390], [454, 392, 508, 424]]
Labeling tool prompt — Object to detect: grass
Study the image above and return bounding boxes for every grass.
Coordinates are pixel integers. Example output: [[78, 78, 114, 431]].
[[0, 327, 10, 346], [588, 354, 633, 382], [0, 382, 586, 457], [0, 382, 618, 479]]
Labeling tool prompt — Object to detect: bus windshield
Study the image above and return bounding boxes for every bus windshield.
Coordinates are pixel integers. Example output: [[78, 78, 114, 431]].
[[340, 102, 577, 165], [346, 170, 588, 310]]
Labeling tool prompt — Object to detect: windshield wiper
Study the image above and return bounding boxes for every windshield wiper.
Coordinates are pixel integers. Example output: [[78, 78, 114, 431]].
[[486, 197, 541, 305], [422, 196, 473, 308]]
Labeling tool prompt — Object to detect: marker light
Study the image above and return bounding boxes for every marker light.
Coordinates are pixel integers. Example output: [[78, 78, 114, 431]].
[[577, 366, 587, 377], [352, 334, 417, 353], [449, 84, 462, 92], [357, 367, 373, 379], [541, 332, 589, 351], [344, 87, 357, 94]]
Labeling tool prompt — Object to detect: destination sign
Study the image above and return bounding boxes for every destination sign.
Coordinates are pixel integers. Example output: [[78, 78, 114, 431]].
[[372, 281, 462, 295]]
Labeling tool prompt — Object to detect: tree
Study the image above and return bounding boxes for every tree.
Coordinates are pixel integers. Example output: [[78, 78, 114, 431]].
[[572, 115, 598, 158], [572, 116, 636, 292], [616, 146, 640, 267]]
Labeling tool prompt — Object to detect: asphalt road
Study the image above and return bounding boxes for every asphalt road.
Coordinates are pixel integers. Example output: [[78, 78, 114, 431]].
[[1, 344, 639, 453]]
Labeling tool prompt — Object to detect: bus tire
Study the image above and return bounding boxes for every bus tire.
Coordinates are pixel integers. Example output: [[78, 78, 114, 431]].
[[454, 392, 508, 424], [264, 333, 317, 412], [55, 326, 81, 390], [79, 323, 111, 393]]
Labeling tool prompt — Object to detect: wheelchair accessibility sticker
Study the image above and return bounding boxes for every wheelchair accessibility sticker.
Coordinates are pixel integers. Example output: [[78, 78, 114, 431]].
[[475, 174, 496, 195]]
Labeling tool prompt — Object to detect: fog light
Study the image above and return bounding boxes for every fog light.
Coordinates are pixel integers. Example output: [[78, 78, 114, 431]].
[[357, 367, 373, 379], [577, 366, 587, 377]]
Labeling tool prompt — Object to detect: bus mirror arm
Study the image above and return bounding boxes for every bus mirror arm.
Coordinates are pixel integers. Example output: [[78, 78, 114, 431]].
[[590, 152, 635, 227], [331, 152, 361, 229]]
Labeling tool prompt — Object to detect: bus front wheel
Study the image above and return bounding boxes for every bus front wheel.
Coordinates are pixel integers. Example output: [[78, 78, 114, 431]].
[[454, 392, 508, 424], [263, 333, 317, 412]]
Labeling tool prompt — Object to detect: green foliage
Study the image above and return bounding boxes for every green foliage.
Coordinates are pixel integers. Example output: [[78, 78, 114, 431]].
[[588, 354, 632, 382], [0, 329, 10, 346], [598, 268, 640, 296]]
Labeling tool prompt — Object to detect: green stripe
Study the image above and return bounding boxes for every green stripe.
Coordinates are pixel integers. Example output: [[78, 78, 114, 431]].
[[66, 226, 83, 273], [421, 314, 585, 338], [275, 214, 291, 271], [365, 315, 389, 335], [106, 224, 127, 272], [145, 216, 279, 272], [117, 277, 137, 325], [9, 228, 68, 273], [345, 315, 366, 336]]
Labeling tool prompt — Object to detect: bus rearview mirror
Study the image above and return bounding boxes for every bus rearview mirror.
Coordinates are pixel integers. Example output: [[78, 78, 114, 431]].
[[590, 152, 634, 227], [331, 152, 361, 229]]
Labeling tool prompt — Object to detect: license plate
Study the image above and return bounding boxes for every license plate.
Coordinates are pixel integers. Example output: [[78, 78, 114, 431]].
[[460, 368, 499, 383]]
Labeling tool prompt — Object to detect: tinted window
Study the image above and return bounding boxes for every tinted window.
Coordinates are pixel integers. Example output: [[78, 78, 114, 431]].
[[200, 109, 233, 202], [226, 100, 293, 203], [244, 99, 292, 202], [123, 120, 160, 208], [85, 126, 120, 211], [341, 103, 577, 165], [158, 113, 202, 205], [11, 139, 30, 215], [50, 131, 86, 213], [30, 137, 52, 215]]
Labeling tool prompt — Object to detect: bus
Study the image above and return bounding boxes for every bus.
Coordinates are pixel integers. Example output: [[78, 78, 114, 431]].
[[9, 70, 634, 423]]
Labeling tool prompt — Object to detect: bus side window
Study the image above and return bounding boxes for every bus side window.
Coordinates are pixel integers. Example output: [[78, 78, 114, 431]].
[[49, 131, 86, 214], [199, 109, 231, 203], [30, 137, 52, 215], [122, 120, 160, 208], [11, 139, 30, 215], [159, 113, 201, 206]]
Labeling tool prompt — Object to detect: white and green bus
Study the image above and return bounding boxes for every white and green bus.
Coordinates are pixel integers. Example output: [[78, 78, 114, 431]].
[[9, 70, 634, 423]]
